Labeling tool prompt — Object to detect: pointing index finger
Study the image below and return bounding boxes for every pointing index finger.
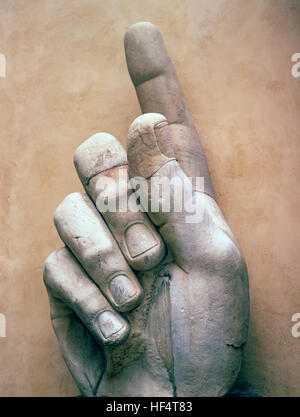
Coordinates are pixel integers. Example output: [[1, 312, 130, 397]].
[[124, 22, 215, 199], [125, 21, 184, 124]]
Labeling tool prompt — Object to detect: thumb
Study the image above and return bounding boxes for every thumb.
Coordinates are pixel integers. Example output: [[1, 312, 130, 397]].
[[127, 113, 205, 264]]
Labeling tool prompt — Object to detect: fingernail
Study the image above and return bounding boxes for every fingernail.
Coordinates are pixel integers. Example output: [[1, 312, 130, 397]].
[[97, 310, 124, 339], [109, 274, 137, 306], [125, 223, 158, 258]]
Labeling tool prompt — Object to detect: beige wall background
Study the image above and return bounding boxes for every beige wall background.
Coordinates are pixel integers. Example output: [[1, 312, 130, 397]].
[[0, 0, 299, 396]]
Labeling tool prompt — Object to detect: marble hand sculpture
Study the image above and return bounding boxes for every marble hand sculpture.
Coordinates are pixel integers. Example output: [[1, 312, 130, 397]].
[[43, 22, 249, 397]]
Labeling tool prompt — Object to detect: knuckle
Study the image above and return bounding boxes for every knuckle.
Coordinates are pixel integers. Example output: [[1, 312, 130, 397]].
[[81, 244, 114, 266], [53, 192, 84, 224], [43, 249, 62, 289]]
